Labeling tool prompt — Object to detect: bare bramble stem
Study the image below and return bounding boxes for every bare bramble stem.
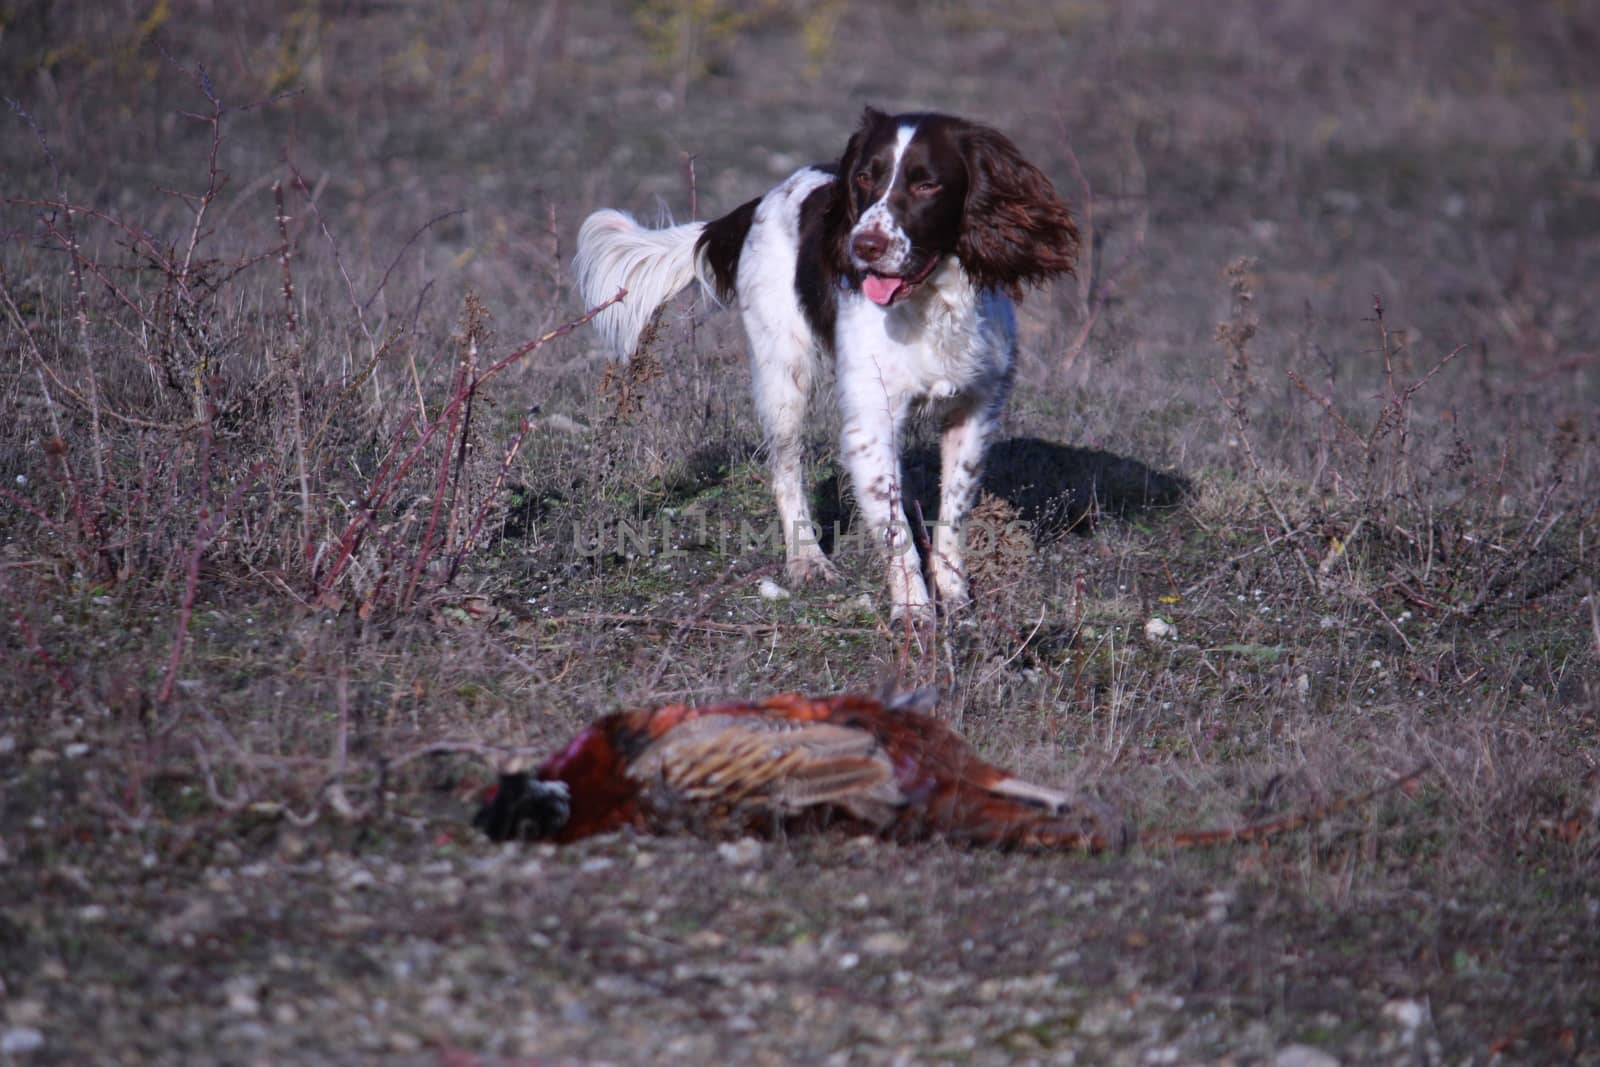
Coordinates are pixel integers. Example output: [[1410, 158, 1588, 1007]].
[[403, 301, 476, 609], [155, 410, 214, 708], [177, 63, 223, 284], [61, 196, 106, 492], [286, 161, 382, 398], [363, 208, 465, 316], [276, 181, 313, 559], [313, 291, 626, 601], [445, 402, 540, 585], [155, 418, 264, 708], [12, 609, 76, 696], [4, 100, 110, 484]]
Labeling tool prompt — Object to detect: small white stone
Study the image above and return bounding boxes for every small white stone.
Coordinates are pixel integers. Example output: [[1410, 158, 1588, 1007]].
[[1143, 617, 1177, 641], [1382, 998, 1428, 1033], [1273, 1045, 1340, 1067], [341, 867, 376, 890], [1, 1028, 44, 1055], [861, 931, 910, 956], [224, 976, 261, 1017], [716, 838, 763, 867]]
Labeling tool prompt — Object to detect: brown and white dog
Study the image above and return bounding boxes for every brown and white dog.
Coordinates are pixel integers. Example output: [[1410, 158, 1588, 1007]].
[[574, 108, 1077, 620]]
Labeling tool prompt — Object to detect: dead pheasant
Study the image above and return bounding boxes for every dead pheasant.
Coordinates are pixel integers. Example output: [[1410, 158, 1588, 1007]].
[[474, 691, 1423, 852]]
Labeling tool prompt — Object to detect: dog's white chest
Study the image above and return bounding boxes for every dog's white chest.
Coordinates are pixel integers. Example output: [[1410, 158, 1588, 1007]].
[[837, 262, 1013, 405]]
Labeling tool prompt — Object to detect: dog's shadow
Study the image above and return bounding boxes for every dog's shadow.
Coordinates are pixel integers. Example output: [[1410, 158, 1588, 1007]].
[[813, 436, 1190, 550]]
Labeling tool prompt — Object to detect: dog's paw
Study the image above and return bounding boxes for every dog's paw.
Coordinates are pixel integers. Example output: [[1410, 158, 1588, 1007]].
[[888, 597, 937, 632], [785, 552, 840, 586], [932, 567, 970, 613]]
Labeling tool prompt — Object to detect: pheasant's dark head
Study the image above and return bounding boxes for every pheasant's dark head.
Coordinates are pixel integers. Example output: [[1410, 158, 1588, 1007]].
[[474, 773, 572, 842]]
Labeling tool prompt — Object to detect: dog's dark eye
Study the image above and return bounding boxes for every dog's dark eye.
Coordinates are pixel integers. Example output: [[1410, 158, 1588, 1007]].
[[912, 180, 942, 197], [853, 171, 873, 191]]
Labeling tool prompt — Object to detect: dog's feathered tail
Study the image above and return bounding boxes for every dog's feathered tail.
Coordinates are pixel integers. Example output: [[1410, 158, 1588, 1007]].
[[573, 210, 710, 360]]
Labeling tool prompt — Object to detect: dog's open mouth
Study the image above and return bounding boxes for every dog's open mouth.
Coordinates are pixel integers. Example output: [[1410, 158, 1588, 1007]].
[[861, 257, 940, 307]]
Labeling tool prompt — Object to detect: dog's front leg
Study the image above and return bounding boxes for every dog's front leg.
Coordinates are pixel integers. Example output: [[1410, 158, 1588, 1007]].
[[929, 401, 994, 610], [839, 394, 932, 623]]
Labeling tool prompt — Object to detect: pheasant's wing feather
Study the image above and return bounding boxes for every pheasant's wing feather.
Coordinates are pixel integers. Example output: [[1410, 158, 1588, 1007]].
[[774, 756, 893, 806], [626, 715, 902, 822]]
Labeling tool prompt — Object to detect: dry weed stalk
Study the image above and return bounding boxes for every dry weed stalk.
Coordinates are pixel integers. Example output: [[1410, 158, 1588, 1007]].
[[311, 289, 625, 610], [402, 295, 489, 609], [2, 55, 634, 771], [598, 326, 665, 420], [1213, 259, 1317, 590], [1274, 295, 1586, 629], [1057, 119, 1147, 376], [11, 607, 77, 697], [275, 180, 313, 558], [445, 399, 543, 585], [155, 415, 265, 708]]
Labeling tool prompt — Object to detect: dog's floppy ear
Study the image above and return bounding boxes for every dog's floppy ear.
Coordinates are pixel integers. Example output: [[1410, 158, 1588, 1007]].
[[955, 122, 1079, 298]]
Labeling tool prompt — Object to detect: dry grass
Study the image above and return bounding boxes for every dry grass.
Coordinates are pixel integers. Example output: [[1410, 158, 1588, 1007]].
[[2, 2, 1598, 1063]]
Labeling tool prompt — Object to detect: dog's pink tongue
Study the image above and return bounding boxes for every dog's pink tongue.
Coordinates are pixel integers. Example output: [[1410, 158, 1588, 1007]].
[[862, 273, 903, 306]]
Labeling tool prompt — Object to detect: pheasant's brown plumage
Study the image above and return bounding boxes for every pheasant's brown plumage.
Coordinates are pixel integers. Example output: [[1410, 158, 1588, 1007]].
[[475, 692, 1129, 851], [474, 691, 1425, 853]]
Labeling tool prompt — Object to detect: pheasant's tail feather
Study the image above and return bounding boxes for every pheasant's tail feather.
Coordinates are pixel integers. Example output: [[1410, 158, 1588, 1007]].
[[1003, 822, 1126, 854], [927, 781, 1134, 854], [1142, 762, 1431, 849], [1008, 795, 1135, 854], [935, 813, 1130, 855]]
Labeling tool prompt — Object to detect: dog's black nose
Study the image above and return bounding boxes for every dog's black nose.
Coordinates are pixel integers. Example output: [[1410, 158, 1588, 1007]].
[[851, 230, 888, 263]]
